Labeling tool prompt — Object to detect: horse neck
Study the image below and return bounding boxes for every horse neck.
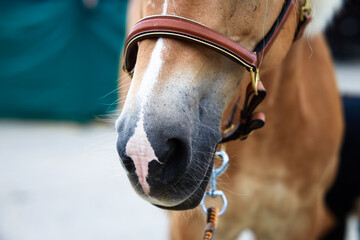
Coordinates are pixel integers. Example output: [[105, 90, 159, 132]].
[[222, 33, 343, 179], [259, 34, 333, 114], [222, 33, 338, 136]]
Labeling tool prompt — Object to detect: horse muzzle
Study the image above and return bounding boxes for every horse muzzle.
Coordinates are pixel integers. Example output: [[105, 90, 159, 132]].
[[116, 107, 219, 210]]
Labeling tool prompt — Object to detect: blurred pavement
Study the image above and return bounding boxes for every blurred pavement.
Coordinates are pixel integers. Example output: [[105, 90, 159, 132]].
[[0, 121, 168, 240], [0, 62, 359, 240]]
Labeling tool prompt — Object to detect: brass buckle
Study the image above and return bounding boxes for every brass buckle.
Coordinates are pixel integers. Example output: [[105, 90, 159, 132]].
[[223, 124, 234, 134], [250, 68, 260, 95], [301, 0, 312, 22]]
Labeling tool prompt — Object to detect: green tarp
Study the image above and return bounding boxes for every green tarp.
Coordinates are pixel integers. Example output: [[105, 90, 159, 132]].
[[0, 0, 127, 121]]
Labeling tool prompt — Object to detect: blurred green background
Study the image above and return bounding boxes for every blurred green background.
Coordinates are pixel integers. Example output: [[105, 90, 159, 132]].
[[0, 0, 127, 122]]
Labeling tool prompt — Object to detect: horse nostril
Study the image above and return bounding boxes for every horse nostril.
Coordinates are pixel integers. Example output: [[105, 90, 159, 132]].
[[153, 138, 189, 185], [164, 138, 187, 163], [120, 154, 136, 173], [157, 138, 178, 163]]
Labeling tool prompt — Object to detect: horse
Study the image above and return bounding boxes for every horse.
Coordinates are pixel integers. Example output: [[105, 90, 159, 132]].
[[115, 0, 344, 239]]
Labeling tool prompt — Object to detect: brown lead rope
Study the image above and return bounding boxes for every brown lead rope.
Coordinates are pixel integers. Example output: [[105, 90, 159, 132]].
[[203, 207, 219, 240]]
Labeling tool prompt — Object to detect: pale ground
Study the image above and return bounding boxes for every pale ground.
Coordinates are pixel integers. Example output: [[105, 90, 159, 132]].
[[0, 62, 359, 240]]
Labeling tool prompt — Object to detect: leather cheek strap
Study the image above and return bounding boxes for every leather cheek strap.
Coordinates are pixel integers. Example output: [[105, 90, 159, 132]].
[[294, 14, 312, 41]]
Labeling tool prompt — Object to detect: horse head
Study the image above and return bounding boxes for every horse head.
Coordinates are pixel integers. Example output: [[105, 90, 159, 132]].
[[116, 0, 308, 210]]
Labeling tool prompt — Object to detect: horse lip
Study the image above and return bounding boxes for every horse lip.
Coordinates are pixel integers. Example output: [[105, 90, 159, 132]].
[[152, 158, 214, 210], [123, 138, 215, 209], [127, 159, 212, 209]]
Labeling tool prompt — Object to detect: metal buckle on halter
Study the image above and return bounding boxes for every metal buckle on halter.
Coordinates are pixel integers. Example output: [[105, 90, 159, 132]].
[[301, 0, 312, 22], [223, 124, 235, 135], [250, 67, 260, 95]]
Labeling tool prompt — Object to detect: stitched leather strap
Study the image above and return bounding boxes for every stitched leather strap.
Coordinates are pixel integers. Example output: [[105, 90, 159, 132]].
[[123, 15, 258, 75], [122, 0, 313, 77], [253, 0, 294, 55]]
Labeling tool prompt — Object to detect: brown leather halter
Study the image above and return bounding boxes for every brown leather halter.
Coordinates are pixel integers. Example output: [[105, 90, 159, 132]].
[[122, 0, 312, 143]]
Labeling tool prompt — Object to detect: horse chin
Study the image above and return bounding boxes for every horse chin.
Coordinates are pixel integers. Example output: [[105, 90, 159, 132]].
[[153, 159, 213, 211]]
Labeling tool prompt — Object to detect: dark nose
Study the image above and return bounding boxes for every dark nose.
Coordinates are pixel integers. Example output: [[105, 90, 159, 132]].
[[147, 138, 189, 185], [116, 128, 190, 189]]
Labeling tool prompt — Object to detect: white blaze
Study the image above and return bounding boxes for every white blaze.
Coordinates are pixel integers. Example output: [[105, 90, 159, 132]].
[[162, 0, 167, 14], [126, 111, 159, 195], [125, 0, 168, 195]]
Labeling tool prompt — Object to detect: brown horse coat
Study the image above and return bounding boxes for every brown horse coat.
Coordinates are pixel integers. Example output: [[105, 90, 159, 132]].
[[117, 0, 343, 239]]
